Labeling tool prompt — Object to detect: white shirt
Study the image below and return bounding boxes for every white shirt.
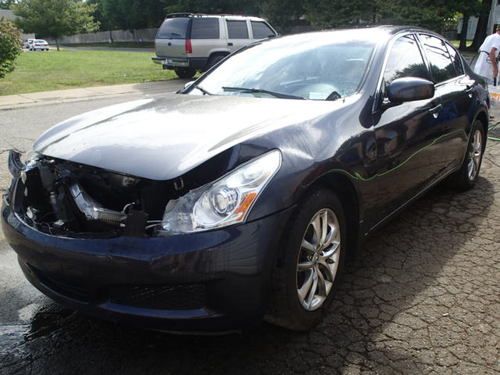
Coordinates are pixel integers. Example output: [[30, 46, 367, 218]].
[[474, 33, 500, 81]]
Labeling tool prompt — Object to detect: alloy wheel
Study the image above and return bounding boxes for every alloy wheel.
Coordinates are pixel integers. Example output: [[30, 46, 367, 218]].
[[467, 129, 482, 181], [296, 208, 341, 311]]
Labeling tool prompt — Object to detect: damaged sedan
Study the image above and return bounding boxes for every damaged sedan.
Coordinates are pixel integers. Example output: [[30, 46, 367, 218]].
[[2, 27, 488, 332]]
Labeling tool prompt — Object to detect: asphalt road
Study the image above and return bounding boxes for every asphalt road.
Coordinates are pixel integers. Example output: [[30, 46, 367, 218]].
[[0, 94, 499, 375]]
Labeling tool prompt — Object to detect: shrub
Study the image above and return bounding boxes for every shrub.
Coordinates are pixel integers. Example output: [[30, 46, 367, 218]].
[[0, 18, 22, 79]]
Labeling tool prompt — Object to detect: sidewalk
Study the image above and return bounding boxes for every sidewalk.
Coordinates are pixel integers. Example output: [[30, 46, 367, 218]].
[[0, 80, 186, 110]]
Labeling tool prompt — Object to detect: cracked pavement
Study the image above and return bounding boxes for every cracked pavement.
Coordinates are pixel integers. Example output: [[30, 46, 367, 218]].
[[0, 93, 499, 375]]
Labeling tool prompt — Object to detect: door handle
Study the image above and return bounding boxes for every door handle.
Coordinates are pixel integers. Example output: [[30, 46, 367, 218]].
[[465, 85, 474, 98], [228, 42, 233, 46], [428, 103, 443, 118]]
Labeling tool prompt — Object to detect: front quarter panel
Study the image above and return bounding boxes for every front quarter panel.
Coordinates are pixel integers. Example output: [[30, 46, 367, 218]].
[[246, 98, 374, 223]]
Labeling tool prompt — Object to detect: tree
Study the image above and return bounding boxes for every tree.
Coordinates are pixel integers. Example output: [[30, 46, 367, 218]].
[[470, 0, 493, 51], [304, 0, 459, 33], [0, 18, 21, 78], [13, 0, 99, 50], [259, 0, 304, 33], [163, 0, 259, 15], [96, 0, 167, 31]]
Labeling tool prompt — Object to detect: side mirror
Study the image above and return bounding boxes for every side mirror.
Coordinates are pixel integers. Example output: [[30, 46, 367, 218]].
[[387, 77, 435, 104]]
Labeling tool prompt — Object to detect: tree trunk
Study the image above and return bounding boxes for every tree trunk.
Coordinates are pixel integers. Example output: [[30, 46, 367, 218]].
[[459, 14, 470, 50], [470, 0, 493, 51], [56, 38, 60, 51]]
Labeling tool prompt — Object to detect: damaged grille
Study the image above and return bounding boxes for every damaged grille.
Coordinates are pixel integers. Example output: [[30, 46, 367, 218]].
[[14, 155, 180, 237]]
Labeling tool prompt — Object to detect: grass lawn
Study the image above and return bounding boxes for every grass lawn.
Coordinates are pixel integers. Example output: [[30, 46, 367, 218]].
[[450, 39, 473, 49], [0, 49, 175, 96]]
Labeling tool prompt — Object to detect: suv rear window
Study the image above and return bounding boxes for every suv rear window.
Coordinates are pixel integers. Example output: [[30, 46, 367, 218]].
[[251, 21, 275, 39], [191, 18, 219, 39], [157, 18, 189, 39]]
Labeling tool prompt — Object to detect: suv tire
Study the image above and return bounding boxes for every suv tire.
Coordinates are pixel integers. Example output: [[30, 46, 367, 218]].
[[174, 68, 196, 79]]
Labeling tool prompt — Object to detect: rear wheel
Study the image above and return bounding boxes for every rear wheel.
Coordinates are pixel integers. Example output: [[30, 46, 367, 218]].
[[448, 120, 485, 191], [174, 67, 196, 79], [266, 189, 346, 331]]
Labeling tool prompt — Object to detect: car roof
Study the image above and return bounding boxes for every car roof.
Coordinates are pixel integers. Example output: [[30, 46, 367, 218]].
[[271, 26, 442, 45]]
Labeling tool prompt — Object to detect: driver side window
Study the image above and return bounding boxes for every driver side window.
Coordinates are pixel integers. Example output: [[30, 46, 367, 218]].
[[383, 34, 430, 95]]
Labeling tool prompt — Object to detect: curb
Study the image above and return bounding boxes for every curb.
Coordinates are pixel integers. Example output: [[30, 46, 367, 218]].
[[0, 80, 186, 111]]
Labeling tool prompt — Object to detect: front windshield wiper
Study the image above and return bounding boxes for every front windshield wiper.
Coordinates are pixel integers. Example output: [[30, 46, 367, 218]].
[[222, 86, 305, 100], [194, 85, 213, 95]]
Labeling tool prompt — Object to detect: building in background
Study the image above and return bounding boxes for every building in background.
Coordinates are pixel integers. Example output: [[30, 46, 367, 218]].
[[458, 1, 500, 40], [0, 9, 35, 40]]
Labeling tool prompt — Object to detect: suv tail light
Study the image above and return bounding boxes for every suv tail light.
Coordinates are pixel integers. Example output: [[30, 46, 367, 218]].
[[185, 39, 192, 54]]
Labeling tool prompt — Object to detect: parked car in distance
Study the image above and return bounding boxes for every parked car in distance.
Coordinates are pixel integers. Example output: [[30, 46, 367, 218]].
[[153, 13, 278, 79], [2, 27, 489, 333], [23, 39, 35, 49], [29, 39, 49, 51]]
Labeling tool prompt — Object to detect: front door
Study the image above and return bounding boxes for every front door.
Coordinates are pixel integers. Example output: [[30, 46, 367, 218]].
[[369, 34, 445, 225]]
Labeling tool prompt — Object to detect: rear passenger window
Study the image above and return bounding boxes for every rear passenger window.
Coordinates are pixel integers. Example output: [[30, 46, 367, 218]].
[[227, 20, 249, 39], [251, 21, 275, 39], [191, 18, 219, 39], [445, 42, 465, 76], [383, 34, 430, 86], [419, 34, 457, 83]]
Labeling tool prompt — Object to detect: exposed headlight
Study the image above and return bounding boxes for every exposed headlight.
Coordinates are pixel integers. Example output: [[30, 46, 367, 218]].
[[161, 150, 282, 234]]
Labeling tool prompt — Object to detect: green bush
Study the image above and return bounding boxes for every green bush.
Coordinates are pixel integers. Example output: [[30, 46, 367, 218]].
[[0, 18, 22, 79]]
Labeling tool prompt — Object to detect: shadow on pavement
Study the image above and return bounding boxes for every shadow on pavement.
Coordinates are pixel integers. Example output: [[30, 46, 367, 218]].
[[0, 175, 496, 375]]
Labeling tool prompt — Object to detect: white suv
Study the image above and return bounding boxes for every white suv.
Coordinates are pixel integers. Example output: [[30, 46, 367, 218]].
[[153, 13, 278, 79]]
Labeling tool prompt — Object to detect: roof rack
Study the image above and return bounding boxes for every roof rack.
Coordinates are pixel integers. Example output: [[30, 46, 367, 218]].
[[166, 13, 206, 18]]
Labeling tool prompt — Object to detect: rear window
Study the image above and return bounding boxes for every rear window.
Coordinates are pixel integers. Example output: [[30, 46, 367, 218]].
[[251, 21, 275, 39], [419, 34, 457, 83], [227, 20, 249, 39], [445, 42, 465, 76], [191, 18, 219, 39], [157, 18, 189, 39]]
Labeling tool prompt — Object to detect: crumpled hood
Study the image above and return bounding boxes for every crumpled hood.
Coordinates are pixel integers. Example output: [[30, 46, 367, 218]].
[[34, 93, 345, 180]]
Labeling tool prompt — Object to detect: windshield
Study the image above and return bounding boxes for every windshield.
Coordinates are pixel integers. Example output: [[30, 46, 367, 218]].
[[190, 33, 376, 101], [157, 18, 189, 39]]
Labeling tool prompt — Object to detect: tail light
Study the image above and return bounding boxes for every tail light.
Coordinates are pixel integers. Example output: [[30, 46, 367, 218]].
[[185, 39, 192, 54]]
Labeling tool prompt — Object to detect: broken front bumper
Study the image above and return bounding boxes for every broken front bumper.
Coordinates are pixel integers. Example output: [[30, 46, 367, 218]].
[[2, 191, 293, 332]]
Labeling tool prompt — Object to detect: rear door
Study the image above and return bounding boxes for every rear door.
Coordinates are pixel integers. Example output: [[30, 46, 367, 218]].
[[190, 17, 223, 59], [417, 34, 471, 172], [155, 17, 190, 59], [225, 19, 251, 52]]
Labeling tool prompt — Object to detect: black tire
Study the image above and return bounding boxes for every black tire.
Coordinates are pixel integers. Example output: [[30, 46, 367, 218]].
[[174, 67, 196, 79], [266, 189, 347, 331], [448, 120, 485, 191], [206, 54, 226, 70]]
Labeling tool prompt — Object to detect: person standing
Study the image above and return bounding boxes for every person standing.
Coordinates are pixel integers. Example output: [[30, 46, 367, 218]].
[[474, 25, 500, 85]]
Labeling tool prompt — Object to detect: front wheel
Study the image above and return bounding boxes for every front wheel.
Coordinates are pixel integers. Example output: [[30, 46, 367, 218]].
[[174, 67, 196, 79], [266, 189, 346, 331], [448, 120, 485, 191]]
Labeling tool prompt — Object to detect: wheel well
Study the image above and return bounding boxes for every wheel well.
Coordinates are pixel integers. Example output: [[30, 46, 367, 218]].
[[475, 110, 488, 141], [313, 173, 360, 259], [275, 173, 360, 264], [208, 52, 229, 61]]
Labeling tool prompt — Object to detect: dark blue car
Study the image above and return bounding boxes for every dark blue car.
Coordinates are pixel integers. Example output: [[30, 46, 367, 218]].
[[2, 26, 489, 332]]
